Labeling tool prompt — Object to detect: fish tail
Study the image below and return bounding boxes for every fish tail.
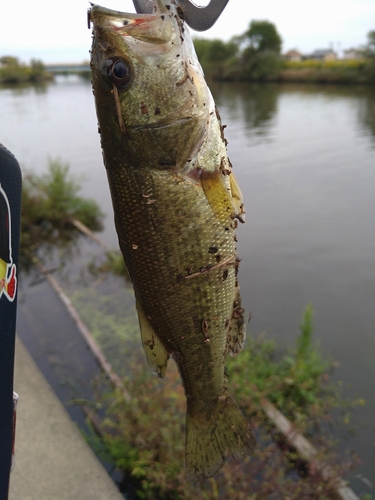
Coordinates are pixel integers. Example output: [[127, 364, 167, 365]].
[[185, 395, 255, 481]]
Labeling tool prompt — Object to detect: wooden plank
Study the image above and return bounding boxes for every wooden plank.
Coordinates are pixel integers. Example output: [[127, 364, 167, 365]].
[[35, 261, 130, 403], [261, 399, 359, 500], [69, 218, 108, 249]]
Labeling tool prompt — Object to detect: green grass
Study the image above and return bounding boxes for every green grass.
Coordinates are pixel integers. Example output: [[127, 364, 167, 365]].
[[280, 59, 374, 84], [82, 304, 363, 499], [20, 158, 103, 270], [284, 59, 366, 70]]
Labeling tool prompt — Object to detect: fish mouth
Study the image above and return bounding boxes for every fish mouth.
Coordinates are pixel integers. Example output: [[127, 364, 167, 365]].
[[89, 5, 151, 25], [89, 4, 173, 45]]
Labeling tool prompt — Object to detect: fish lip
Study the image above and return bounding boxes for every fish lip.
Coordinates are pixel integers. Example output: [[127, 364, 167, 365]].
[[89, 4, 161, 28], [90, 5, 132, 22], [90, 3, 174, 54]]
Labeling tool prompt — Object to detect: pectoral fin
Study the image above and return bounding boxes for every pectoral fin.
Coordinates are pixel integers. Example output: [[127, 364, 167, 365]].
[[229, 171, 245, 222], [136, 301, 169, 378], [200, 163, 245, 222]]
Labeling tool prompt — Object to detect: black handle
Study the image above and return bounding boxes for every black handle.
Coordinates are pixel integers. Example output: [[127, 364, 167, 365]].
[[0, 144, 22, 500]]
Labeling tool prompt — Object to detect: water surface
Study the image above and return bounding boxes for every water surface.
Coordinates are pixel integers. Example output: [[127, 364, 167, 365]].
[[1, 76, 375, 491]]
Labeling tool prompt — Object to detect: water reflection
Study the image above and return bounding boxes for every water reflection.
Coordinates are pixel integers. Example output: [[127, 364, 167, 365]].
[[356, 89, 375, 147], [210, 81, 279, 143], [276, 83, 375, 147], [210, 82, 375, 149], [0, 81, 49, 96]]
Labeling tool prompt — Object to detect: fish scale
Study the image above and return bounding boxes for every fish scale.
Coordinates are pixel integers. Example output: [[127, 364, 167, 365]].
[[89, 0, 255, 480]]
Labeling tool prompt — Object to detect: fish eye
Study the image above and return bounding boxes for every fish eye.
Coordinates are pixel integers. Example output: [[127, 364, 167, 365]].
[[106, 57, 133, 89]]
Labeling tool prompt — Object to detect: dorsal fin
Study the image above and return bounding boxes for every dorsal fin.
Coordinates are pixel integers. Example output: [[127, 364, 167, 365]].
[[226, 287, 246, 355]]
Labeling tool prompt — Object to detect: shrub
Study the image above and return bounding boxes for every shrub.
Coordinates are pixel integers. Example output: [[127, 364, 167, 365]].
[[20, 159, 103, 269], [84, 305, 360, 499]]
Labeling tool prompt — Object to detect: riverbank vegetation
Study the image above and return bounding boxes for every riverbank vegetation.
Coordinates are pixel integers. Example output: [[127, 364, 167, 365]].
[[69, 252, 367, 498], [20, 159, 103, 270], [0, 56, 53, 84], [81, 300, 365, 499], [194, 23, 375, 85], [279, 58, 373, 84]]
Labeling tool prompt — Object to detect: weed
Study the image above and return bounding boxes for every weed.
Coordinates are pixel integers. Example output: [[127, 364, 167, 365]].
[[84, 304, 361, 499], [20, 158, 103, 270]]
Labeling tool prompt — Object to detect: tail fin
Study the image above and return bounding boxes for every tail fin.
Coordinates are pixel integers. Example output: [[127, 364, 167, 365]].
[[185, 395, 255, 481]]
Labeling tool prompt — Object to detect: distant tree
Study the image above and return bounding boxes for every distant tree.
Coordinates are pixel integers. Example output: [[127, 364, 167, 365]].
[[364, 30, 375, 58], [29, 59, 47, 81], [0, 55, 52, 84], [194, 38, 238, 65], [0, 56, 26, 83], [0, 56, 21, 66], [244, 20, 282, 54], [193, 38, 239, 78], [193, 20, 285, 82], [363, 30, 375, 81], [239, 20, 283, 81], [245, 51, 283, 81]]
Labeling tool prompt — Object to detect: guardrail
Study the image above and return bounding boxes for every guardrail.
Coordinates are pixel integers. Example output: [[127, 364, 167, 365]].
[[45, 65, 90, 74]]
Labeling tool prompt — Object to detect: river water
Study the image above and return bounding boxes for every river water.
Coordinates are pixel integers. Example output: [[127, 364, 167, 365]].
[[1, 76, 375, 491]]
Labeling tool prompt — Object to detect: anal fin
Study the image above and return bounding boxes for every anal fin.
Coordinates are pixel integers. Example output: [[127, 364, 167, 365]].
[[136, 301, 170, 378]]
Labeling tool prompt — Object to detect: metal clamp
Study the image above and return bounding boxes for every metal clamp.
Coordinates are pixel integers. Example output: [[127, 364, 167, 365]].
[[132, 0, 230, 31]]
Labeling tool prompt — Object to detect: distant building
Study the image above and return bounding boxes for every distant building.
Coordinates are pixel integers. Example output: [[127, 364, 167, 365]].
[[304, 49, 337, 61], [283, 50, 303, 61], [342, 48, 363, 60]]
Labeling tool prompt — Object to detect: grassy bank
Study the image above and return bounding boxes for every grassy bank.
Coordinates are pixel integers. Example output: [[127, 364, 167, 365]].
[[201, 55, 375, 85], [279, 59, 375, 84], [79, 299, 364, 500]]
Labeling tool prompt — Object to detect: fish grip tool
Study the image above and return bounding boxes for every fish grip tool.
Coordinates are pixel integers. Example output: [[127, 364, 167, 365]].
[[0, 144, 22, 499], [132, 0, 230, 31]]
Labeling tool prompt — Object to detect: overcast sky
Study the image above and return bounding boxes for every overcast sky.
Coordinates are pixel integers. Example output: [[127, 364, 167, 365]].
[[1, 0, 373, 63]]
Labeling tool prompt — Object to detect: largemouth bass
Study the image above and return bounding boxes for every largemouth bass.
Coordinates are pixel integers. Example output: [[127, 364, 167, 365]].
[[89, 0, 255, 480]]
